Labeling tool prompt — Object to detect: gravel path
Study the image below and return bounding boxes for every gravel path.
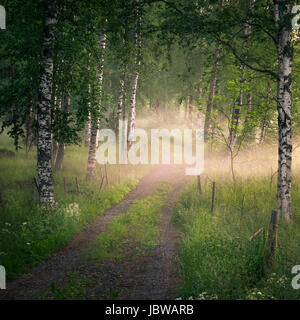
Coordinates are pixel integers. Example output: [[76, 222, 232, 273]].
[[0, 165, 189, 300]]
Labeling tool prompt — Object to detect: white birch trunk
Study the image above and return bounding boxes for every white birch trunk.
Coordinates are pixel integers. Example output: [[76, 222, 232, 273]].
[[128, 0, 142, 146], [84, 111, 91, 147], [274, 0, 293, 222], [117, 71, 125, 134], [86, 33, 106, 180], [36, 2, 57, 207], [128, 69, 139, 144], [84, 59, 92, 147], [55, 95, 69, 170]]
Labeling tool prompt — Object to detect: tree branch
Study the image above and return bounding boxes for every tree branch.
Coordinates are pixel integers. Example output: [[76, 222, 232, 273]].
[[244, 21, 277, 45], [217, 37, 278, 80]]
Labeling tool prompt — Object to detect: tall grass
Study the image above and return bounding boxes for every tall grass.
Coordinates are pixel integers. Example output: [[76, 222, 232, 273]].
[[174, 147, 300, 300]]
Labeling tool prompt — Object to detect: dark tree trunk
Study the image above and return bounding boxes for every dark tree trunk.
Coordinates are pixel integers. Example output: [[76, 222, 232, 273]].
[[155, 98, 160, 117], [25, 106, 35, 153], [204, 42, 220, 141], [228, 84, 242, 153], [259, 81, 272, 145]]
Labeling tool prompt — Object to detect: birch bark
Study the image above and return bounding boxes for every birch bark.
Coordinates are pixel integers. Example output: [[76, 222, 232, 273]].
[[128, 0, 142, 146], [86, 33, 106, 180], [116, 71, 126, 134], [84, 59, 92, 147], [55, 95, 69, 170], [84, 111, 91, 147], [274, 0, 293, 222], [36, 1, 57, 207]]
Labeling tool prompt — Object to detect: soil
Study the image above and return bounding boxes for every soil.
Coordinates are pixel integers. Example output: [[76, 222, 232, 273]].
[[0, 164, 190, 300]]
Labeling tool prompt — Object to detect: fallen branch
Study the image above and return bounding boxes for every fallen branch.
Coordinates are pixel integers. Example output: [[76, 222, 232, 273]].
[[249, 227, 263, 241]]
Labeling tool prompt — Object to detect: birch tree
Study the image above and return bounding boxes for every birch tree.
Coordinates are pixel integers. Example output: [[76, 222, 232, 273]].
[[36, 1, 57, 207], [128, 0, 142, 146], [117, 75, 125, 133], [84, 57, 92, 147], [274, 0, 293, 222], [86, 33, 107, 180], [84, 112, 91, 147], [55, 95, 69, 170]]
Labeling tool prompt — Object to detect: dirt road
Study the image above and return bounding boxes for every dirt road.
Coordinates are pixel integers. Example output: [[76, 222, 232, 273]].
[[0, 165, 190, 300]]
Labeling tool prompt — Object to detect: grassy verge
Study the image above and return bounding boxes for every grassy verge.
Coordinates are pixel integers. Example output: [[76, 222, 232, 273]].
[[174, 166, 300, 300], [89, 184, 171, 262], [0, 134, 151, 278]]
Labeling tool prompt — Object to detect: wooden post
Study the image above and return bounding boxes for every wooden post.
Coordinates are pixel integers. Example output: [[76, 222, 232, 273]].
[[99, 176, 105, 191], [100, 167, 103, 181], [75, 177, 80, 193], [197, 175, 202, 195], [265, 210, 279, 274], [211, 182, 216, 213], [118, 166, 121, 184], [63, 177, 66, 193]]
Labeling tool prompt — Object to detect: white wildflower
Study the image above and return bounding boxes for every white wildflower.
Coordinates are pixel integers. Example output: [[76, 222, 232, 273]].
[[65, 202, 80, 218]]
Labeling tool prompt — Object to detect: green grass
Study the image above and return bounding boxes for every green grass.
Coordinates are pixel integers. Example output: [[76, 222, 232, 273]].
[[174, 172, 300, 300], [0, 133, 151, 278], [89, 184, 171, 262]]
